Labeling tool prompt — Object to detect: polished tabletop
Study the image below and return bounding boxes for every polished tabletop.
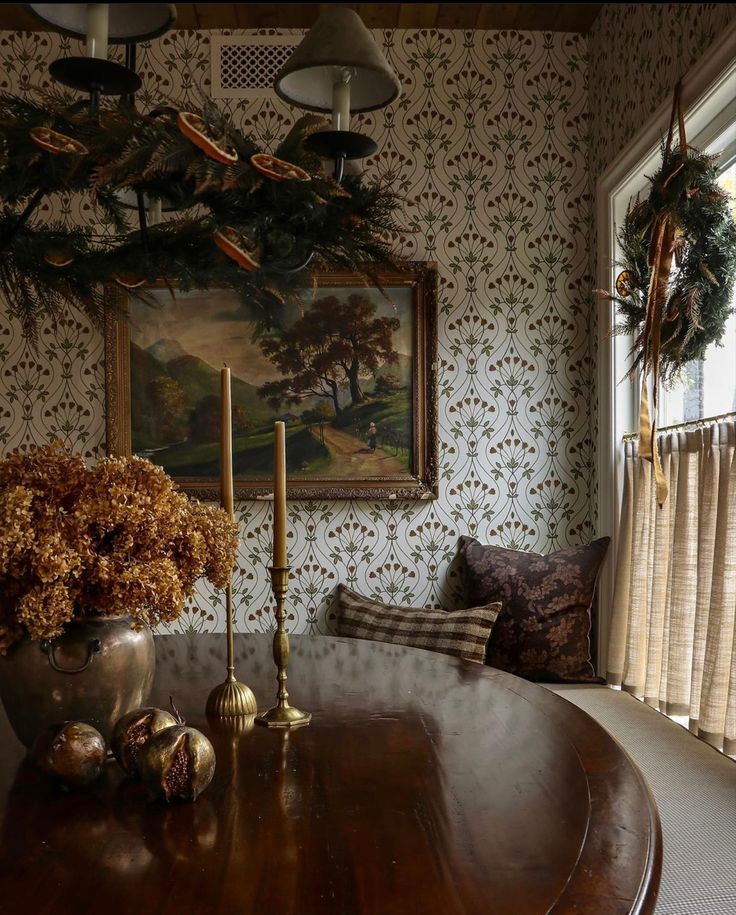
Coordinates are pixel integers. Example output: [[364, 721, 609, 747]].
[[0, 635, 661, 915]]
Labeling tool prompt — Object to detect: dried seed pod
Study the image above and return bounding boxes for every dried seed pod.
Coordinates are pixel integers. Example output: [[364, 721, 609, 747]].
[[111, 707, 178, 777], [32, 722, 106, 790], [138, 725, 215, 803]]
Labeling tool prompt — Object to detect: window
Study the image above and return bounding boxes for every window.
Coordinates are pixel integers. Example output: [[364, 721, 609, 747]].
[[606, 109, 736, 755], [596, 33, 736, 677], [659, 147, 736, 425]]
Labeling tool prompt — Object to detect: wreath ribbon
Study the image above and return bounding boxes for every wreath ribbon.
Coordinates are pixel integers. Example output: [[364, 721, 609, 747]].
[[637, 83, 686, 506]]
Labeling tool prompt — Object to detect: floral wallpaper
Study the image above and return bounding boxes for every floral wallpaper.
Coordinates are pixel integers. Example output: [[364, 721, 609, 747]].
[[0, 27, 593, 634], [588, 2, 736, 182], [586, 2, 736, 519]]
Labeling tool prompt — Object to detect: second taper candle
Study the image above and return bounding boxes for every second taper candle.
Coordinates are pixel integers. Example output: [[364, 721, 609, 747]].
[[273, 421, 288, 567], [220, 366, 234, 517]]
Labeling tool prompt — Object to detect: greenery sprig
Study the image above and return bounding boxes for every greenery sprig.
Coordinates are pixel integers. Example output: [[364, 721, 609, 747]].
[[0, 92, 402, 343]]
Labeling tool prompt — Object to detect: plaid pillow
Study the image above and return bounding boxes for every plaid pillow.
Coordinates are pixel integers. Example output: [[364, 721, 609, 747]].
[[333, 584, 501, 664]]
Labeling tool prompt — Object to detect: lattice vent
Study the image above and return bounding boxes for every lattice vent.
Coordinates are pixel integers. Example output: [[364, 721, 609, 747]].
[[210, 35, 300, 100]]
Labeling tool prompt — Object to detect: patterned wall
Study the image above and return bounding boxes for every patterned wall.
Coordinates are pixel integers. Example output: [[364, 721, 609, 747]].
[[588, 2, 736, 182], [586, 2, 736, 521], [0, 28, 593, 634]]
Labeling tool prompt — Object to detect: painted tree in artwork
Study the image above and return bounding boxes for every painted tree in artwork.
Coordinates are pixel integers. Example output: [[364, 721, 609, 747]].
[[258, 294, 400, 415], [145, 376, 186, 442], [258, 332, 346, 416], [301, 401, 333, 443], [189, 395, 253, 442]]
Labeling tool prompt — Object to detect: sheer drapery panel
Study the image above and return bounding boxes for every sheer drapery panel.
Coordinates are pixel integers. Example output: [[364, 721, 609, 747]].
[[608, 420, 736, 756]]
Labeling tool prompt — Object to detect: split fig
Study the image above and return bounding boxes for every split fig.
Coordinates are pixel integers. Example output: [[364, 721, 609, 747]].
[[138, 725, 215, 803]]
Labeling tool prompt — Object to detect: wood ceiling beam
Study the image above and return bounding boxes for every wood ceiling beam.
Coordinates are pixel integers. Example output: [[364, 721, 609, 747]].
[[275, 4, 321, 30], [436, 3, 482, 29], [514, 3, 560, 30], [358, 4, 401, 28], [397, 4, 440, 29], [0, 3, 603, 33], [171, 4, 198, 29], [553, 3, 602, 32], [475, 4, 521, 30]]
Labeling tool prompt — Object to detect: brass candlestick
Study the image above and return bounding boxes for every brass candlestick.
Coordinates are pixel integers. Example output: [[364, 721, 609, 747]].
[[206, 581, 258, 718], [255, 566, 311, 729]]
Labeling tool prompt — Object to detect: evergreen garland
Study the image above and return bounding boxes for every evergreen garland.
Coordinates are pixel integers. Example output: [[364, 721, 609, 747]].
[[605, 142, 736, 383], [0, 93, 402, 342]]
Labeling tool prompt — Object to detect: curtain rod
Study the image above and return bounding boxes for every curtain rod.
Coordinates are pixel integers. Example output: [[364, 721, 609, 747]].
[[622, 410, 736, 441]]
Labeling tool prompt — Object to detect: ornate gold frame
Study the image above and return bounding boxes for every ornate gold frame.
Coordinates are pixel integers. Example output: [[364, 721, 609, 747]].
[[105, 262, 439, 501]]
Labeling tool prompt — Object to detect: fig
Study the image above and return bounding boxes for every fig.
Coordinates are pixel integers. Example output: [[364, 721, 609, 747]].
[[111, 707, 178, 777], [138, 725, 215, 803], [32, 721, 106, 790]]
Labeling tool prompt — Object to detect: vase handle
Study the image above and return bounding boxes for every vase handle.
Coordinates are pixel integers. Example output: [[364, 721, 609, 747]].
[[40, 638, 102, 674]]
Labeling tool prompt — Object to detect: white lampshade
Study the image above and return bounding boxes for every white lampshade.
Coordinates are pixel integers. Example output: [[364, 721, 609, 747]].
[[27, 4, 177, 43], [274, 7, 400, 114]]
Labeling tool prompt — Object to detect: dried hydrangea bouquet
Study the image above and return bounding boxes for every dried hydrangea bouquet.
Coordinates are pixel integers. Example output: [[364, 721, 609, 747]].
[[0, 442, 239, 747]]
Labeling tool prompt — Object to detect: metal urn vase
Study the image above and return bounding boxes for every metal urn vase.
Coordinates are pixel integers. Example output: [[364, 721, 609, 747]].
[[0, 616, 155, 749]]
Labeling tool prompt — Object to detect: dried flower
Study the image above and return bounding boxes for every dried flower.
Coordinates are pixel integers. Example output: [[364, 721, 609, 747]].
[[0, 443, 239, 653]]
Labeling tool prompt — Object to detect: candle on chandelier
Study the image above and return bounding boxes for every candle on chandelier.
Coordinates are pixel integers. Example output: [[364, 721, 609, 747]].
[[331, 71, 351, 131], [86, 3, 109, 59]]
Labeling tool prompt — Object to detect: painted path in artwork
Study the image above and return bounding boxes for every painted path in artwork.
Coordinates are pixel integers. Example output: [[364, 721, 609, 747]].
[[319, 425, 406, 476]]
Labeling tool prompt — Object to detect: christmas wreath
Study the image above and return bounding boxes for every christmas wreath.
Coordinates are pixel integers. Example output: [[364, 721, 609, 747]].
[[601, 87, 736, 504], [0, 92, 401, 342], [612, 144, 736, 382]]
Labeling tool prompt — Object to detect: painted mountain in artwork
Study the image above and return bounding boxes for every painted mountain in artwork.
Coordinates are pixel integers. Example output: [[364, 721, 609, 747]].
[[146, 337, 187, 363], [130, 342, 270, 452]]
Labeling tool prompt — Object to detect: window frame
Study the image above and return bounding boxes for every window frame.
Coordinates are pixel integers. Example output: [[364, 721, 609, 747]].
[[594, 22, 736, 676]]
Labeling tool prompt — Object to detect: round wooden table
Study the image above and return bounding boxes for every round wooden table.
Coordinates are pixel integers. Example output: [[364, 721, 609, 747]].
[[0, 635, 661, 915]]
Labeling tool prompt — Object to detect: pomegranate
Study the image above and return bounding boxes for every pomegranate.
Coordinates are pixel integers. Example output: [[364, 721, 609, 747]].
[[138, 725, 215, 803], [32, 721, 106, 790], [111, 707, 178, 777]]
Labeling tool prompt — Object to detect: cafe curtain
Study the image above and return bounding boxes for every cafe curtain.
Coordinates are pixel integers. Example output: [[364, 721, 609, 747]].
[[607, 418, 736, 756]]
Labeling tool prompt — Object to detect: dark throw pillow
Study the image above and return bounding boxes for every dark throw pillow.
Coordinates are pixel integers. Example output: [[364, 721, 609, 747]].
[[458, 537, 610, 682], [333, 584, 502, 664]]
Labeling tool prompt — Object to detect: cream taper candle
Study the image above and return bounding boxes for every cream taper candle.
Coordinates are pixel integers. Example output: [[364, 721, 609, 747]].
[[220, 366, 234, 518], [147, 196, 163, 226], [332, 74, 351, 131], [86, 4, 109, 59], [273, 421, 288, 567]]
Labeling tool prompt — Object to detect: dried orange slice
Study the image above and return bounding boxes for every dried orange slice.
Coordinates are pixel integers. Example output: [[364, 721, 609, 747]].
[[250, 153, 310, 182], [113, 274, 146, 289], [30, 126, 87, 156], [615, 270, 636, 298], [44, 250, 74, 267], [176, 111, 238, 165], [213, 227, 260, 272]]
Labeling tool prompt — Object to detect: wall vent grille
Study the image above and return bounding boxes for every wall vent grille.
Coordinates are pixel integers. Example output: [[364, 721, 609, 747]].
[[210, 35, 300, 100]]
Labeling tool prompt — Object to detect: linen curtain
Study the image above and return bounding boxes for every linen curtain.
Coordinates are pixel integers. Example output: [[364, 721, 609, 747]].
[[608, 419, 736, 756]]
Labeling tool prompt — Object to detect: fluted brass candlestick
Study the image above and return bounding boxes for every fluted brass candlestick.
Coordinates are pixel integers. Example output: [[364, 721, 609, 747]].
[[206, 581, 258, 718], [206, 365, 257, 719], [255, 566, 311, 729]]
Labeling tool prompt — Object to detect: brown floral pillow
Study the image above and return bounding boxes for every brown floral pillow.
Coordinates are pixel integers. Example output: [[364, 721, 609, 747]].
[[458, 537, 610, 682], [333, 584, 502, 664]]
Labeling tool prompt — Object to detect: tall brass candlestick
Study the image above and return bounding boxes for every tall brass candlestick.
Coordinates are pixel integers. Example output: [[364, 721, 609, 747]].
[[206, 366, 257, 719], [272, 421, 288, 568], [256, 423, 311, 729]]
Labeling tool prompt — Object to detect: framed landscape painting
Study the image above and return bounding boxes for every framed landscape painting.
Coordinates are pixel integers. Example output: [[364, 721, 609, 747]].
[[105, 262, 438, 500]]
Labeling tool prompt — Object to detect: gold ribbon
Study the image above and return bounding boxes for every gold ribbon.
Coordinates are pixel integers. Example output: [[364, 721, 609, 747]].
[[636, 83, 685, 506]]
